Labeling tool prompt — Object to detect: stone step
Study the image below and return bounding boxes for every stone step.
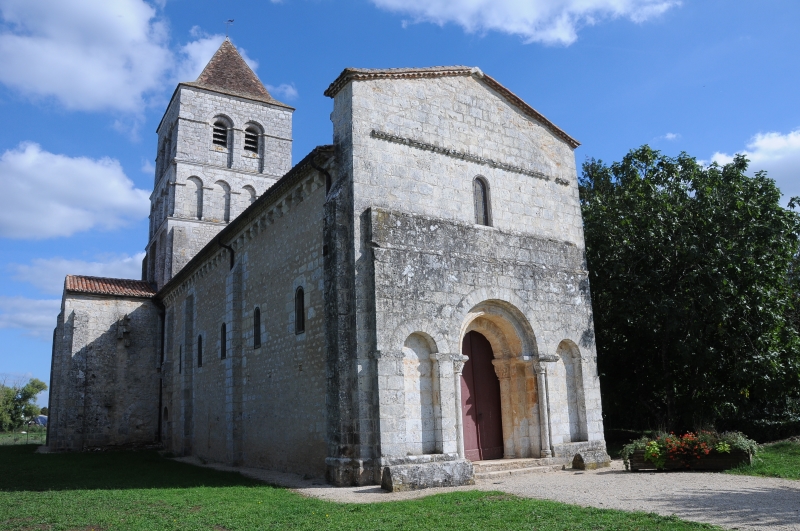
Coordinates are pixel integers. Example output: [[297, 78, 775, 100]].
[[472, 457, 567, 474], [474, 464, 563, 480]]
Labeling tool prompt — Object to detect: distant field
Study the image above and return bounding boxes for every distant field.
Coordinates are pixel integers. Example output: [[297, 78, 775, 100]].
[[0, 429, 46, 446], [0, 445, 723, 531]]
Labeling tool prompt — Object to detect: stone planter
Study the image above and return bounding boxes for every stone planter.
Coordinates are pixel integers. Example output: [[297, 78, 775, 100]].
[[629, 449, 751, 471]]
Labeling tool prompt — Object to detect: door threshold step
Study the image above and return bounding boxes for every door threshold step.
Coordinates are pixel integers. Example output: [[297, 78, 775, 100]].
[[474, 464, 563, 480], [472, 457, 568, 474]]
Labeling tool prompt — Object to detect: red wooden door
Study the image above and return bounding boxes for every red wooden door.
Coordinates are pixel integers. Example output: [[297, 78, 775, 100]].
[[461, 331, 504, 461]]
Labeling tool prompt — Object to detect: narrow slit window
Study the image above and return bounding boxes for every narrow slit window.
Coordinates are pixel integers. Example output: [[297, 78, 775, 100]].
[[179, 345, 182, 374], [253, 307, 261, 348], [244, 127, 259, 153], [220, 322, 227, 359], [212, 121, 228, 147], [295, 287, 305, 335], [197, 335, 203, 367], [473, 177, 490, 226]]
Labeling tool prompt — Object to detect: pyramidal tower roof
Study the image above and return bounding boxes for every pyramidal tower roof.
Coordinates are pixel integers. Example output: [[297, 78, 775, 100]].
[[183, 39, 288, 107]]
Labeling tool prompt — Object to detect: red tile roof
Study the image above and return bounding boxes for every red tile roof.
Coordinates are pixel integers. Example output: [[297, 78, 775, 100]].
[[65, 275, 156, 298], [324, 66, 579, 149]]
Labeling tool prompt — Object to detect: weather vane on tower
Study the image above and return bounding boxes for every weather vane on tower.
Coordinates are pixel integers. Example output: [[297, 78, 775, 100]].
[[225, 19, 234, 38]]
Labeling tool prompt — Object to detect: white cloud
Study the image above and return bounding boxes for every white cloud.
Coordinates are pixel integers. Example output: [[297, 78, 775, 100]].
[[663, 132, 680, 141], [12, 253, 146, 295], [371, 0, 679, 45], [267, 83, 299, 101], [0, 0, 172, 112], [174, 30, 258, 83], [0, 297, 60, 339], [711, 129, 800, 203], [141, 158, 155, 176], [0, 143, 150, 239]]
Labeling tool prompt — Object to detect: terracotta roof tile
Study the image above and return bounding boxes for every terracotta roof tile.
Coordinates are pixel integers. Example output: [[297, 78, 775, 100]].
[[324, 66, 579, 148], [65, 275, 156, 298], [184, 39, 286, 106]]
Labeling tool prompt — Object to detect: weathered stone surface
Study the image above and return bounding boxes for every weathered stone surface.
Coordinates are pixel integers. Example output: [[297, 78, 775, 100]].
[[381, 459, 475, 492], [572, 450, 612, 470], [49, 54, 612, 491]]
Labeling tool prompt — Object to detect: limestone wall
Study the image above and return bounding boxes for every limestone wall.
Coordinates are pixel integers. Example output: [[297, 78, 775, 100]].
[[161, 163, 328, 477], [325, 72, 605, 481], [368, 209, 605, 460], [174, 86, 292, 179], [144, 85, 292, 289], [48, 294, 160, 451]]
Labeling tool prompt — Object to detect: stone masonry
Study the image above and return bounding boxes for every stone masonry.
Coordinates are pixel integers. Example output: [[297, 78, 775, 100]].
[[48, 43, 610, 490]]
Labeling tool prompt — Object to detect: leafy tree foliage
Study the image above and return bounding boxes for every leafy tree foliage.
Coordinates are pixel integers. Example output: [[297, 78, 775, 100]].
[[0, 378, 47, 431], [580, 146, 800, 431]]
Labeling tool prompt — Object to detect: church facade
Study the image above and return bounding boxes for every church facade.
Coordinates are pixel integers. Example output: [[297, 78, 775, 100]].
[[47, 41, 610, 490]]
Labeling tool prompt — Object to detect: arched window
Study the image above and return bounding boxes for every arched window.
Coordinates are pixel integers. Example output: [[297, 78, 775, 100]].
[[220, 322, 227, 359], [212, 121, 228, 147], [244, 126, 260, 153], [295, 287, 305, 335], [473, 177, 491, 226], [253, 307, 261, 348], [197, 335, 203, 367]]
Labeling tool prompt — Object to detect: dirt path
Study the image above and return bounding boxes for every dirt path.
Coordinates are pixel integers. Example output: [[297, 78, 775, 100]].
[[176, 457, 800, 530]]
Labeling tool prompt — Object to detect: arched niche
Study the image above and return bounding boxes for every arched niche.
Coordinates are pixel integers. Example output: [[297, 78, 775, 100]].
[[401, 332, 439, 455], [554, 340, 588, 443]]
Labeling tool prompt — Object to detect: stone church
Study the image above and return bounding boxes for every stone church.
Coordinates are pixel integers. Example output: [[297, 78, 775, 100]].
[[47, 40, 610, 490]]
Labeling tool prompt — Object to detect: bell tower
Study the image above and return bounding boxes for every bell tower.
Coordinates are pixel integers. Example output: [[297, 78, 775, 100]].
[[143, 39, 294, 289]]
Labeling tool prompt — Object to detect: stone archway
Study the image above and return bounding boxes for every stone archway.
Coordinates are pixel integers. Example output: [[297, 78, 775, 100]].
[[461, 330, 503, 461], [459, 300, 547, 459]]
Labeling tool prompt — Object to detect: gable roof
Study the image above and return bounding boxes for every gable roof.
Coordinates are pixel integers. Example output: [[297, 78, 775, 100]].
[[324, 66, 579, 149], [65, 276, 156, 298], [181, 39, 290, 108]]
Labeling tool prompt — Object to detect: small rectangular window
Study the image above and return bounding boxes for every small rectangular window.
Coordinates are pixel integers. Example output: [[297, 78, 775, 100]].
[[197, 335, 203, 367], [220, 322, 227, 359], [254, 307, 262, 348], [295, 287, 305, 335]]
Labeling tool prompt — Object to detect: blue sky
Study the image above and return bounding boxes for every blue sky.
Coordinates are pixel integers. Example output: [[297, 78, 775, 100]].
[[0, 0, 798, 405]]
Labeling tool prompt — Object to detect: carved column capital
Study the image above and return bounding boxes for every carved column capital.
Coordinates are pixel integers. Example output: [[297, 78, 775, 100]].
[[491, 359, 512, 380], [452, 355, 469, 375]]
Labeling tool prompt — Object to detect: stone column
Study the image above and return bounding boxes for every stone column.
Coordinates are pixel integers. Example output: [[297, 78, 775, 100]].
[[492, 359, 514, 459], [433, 353, 456, 454], [536, 364, 552, 458], [452, 355, 468, 459]]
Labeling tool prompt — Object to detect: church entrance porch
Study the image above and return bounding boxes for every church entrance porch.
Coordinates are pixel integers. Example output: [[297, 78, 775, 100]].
[[461, 331, 503, 461]]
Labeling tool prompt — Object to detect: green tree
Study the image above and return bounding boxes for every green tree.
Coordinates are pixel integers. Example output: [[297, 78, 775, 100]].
[[580, 146, 800, 431], [0, 378, 48, 431]]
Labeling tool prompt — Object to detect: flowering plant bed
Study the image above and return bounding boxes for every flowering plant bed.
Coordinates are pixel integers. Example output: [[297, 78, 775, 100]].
[[622, 431, 758, 471]]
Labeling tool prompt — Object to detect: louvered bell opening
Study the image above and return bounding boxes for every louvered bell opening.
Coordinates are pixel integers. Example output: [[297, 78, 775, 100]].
[[244, 129, 259, 153], [212, 123, 228, 146]]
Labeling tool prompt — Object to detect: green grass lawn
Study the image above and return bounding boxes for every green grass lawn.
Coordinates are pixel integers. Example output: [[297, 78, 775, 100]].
[[0, 445, 721, 531], [727, 440, 800, 480]]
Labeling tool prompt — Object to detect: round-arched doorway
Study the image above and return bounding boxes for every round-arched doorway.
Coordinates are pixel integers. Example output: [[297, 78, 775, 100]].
[[460, 331, 504, 461]]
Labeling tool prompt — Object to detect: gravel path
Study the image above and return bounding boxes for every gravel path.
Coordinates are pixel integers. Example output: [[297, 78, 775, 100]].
[[176, 457, 800, 530]]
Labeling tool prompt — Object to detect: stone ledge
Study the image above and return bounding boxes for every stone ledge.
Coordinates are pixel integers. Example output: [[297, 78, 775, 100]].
[[381, 458, 474, 492]]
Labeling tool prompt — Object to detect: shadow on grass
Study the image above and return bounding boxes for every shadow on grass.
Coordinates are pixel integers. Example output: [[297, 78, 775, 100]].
[[0, 445, 261, 492]]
